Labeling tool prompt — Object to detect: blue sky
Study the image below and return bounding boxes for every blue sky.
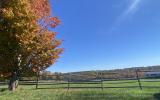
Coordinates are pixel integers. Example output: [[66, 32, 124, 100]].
[[47, 0, 160, 72]]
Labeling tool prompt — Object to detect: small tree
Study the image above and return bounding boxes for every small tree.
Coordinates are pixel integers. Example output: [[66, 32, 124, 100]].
[[0, 0, 63, 91]]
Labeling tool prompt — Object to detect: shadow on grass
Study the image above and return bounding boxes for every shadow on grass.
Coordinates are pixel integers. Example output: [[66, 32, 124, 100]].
[[37, 87, 63, 89], [56, 92, 117, 100], [56, 92, 149, 100], [154, 93, 160, 100], [0, 88, 7, 92], [41, 88, 151, 100]]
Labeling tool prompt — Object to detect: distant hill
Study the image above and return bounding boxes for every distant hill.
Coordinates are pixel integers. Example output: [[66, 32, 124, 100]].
[[62, 65, 160, 81], [39, 65, 160, 81]]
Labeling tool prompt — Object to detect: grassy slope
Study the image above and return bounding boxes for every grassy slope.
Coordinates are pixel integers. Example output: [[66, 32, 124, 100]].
[[1, 80, 160, 100]]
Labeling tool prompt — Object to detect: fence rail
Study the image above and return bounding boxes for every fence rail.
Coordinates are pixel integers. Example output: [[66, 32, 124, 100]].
[[1, 70, 160, 90]]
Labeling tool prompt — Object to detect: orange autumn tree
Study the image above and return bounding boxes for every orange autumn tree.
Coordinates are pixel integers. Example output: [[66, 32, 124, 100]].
[[0, 0, 63, 91]]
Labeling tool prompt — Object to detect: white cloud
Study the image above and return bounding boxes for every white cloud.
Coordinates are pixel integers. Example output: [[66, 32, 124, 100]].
[[123, 0, 142, 17], [108, 0, 143, 34], [117, 0, 142, 25]]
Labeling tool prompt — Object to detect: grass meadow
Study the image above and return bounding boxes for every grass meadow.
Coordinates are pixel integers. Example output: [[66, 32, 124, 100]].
[[1, 79, 160, 100]]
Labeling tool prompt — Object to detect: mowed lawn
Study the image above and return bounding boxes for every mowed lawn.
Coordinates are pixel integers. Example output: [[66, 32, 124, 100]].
[[1, 79, 160, 100]]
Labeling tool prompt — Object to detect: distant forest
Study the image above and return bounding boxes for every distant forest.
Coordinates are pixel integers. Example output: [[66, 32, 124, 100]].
[[33, 65, 160, 81]]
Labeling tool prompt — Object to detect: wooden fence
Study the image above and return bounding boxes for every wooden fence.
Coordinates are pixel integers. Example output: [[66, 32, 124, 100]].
[[1, 70, 160, 90]]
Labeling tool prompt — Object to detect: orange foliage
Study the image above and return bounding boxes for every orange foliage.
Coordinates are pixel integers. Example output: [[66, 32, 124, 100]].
[[0, 0, 63, 77]]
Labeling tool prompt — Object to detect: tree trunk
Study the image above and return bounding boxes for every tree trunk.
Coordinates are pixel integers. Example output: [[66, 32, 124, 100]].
[[8, 72, 19, 91]]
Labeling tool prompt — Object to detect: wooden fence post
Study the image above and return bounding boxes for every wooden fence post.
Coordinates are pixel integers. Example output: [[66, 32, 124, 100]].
[[136, 70, 142, 90], [67, 79, 70, 90], [36, 72, 39, 89], [67, 73, 71, 90], [101, 72, 103, 90]]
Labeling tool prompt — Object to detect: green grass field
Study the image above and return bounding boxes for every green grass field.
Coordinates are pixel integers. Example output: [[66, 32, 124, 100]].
[[1, 79, 160, 100]]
